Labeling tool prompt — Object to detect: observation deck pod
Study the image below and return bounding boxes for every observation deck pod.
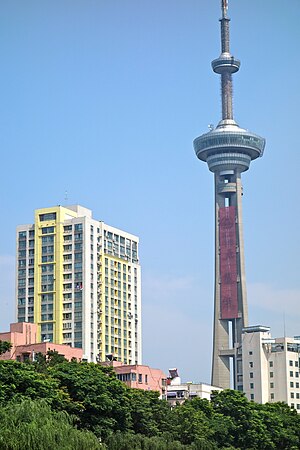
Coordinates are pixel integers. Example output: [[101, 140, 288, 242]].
[[193, 120, 265, 173], [212, 53, 240, 74]]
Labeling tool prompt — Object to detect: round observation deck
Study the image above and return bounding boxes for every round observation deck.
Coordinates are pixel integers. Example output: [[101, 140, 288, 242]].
[[211, 53, 240, 74], [193, 120, 265, 173]]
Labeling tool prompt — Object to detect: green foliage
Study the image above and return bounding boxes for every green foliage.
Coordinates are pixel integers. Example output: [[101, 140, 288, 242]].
[[105, 432, 191, 449], [0, 399, 102, 450], [34, 350, 67, 373], [0, 359, 300, 449], [0, 340, 12, 356], [0, 360, 75, 411], [49, 361, 132, 438], [127, 388, 173, 436]]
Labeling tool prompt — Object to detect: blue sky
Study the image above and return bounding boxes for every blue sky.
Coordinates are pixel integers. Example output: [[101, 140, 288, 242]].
[[0, 0, 299, 383]]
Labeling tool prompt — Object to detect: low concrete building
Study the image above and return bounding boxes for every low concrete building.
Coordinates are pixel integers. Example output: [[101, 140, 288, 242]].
[[242, 325, 300, 412], [0, 322, 83, 362], [101, 361, 167, 398], [166, 368, 222, 406]]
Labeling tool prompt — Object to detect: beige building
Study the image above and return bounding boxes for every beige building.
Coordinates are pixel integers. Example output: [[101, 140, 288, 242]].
[[242, 326, 300, 412]]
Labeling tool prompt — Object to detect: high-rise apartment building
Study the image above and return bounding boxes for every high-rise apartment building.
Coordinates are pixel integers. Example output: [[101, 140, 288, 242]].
[[16, 205, 142, 364], [242, 326, 300, 412], [193, 0, 265, 388]]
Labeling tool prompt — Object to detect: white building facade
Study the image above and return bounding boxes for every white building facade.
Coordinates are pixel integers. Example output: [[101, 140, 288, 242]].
[[242, 326, 300, 412]]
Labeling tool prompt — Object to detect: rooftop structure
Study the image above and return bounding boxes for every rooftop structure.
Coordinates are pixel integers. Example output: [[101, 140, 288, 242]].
[[0, 322, 82, 362], [166, 368, 222, 406], [193, 0, 265, 389], [101, 360, 167, 399]]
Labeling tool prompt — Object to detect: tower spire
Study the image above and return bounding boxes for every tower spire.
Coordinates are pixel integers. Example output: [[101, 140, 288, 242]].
[[221, 0, 228, 19], [212, 0, 240, 122]]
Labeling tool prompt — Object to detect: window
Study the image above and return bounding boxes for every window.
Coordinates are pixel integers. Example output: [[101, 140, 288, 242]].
[[296, 372, 299, 378], [138, 374, 142, 383], [290, 360, 293, 367], [270, 393, 274, 400], [296, 382, 299, 388], [249, 351, 253, 356], [250, 394, 254, 400], [42, 226, 54, 234], [290, 371, 294, 377], [291, 392, 295, 398], [290, 382, 294, 388], [145, 374, 148, 384], [75, 223, 83, 231], [250, 372, 253, 379], [250, 383, 254, 389], [270, 382, 274, 389], [39, 213, 56, 221], [270, 372, 273, 378], [269, 361, 273, 368]]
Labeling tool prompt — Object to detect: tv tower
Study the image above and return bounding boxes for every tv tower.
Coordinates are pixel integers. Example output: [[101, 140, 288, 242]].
[[193, 0, 265, 389]]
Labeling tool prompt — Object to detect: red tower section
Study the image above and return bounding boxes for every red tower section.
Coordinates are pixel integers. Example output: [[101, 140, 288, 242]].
[[219, 206, 238, 319]]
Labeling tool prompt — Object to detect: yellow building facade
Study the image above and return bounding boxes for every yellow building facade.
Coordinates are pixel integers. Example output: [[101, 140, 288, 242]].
[[16, 205, 142, 364]]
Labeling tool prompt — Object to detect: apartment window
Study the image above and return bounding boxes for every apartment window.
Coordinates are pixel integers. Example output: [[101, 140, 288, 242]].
[[63, 313, 72, 320], [290, 360, 293, 367], [250, 383, 254, 389], [290, 371, 294, 377], [295, 361, 299, 368], [145, 374, 148, 384], [250, 372, 253, 379], [291, 392, 295, 399], [42, 226, 55, 234], [270, 372, 274, 378], [75, 223, 83, 231], [291, 403, 295, 409], [297, 404, 300, 410], [290, 382, 294, 388], [296, 382, 299, 388], [39, 213, 56, 221], [296, 393, 300, 399], [269, 361, 273, 368], [64, 225, 72, 232], [270, 382, 274, 389], [138, 374, 142, 383], [296, 372, 299, 378], [18, 231, 27, 239], [250, 394, 254, 401], [270, 393, 274, 400]]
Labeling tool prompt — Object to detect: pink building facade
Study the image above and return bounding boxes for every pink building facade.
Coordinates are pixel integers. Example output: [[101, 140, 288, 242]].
[[102, 361, 167, 398], [0, 322, 83, 362]]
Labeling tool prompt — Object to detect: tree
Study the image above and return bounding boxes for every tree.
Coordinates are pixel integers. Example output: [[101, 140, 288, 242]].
[[0, 360, 75, 412], [0, 399, 102, 450], [0, 341, 12, 356], [49, 361, 133, 439], [34, 350, 67, 373]]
